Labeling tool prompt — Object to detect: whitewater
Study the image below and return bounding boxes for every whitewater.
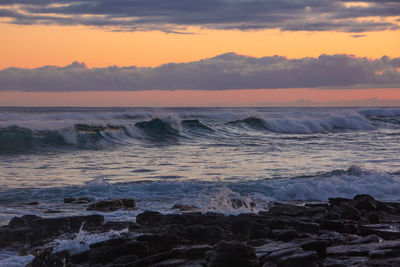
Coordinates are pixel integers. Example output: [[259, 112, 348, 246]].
[[0, 107, 400, 225]]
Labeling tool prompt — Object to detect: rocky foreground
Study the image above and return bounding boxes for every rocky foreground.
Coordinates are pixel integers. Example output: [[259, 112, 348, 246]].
[[1, 194, 400, 266]]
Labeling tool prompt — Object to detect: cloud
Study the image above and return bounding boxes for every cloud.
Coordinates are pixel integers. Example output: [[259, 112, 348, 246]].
[[0, 0, 398, 33], [0, 54, 399, 92]]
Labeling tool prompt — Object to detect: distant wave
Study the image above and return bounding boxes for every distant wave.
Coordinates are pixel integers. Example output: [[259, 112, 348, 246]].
[[226, 114, 374, 134]]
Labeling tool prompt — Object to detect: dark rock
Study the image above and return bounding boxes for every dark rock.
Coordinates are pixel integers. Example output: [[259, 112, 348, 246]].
[[89, 237, 129, 249], [25, 201, 39, 205], [171, 204, 198, 212], [268, 202, 307, 217], [1, 214, 104, 248], [328, 197, 352, 207], [277, 251, 319, 267], [208, 241, 258, 267], [292, 221, 320, 234], [129, 250, 177, 267], [324, 211, 341, 220], [103, 221, 139, 231], [300, 239, 329, 257], [172, 244, 212, 259], [339, 202, 361, 221], [353, 194, 377, 211], [231, 198, 256, 209], [86, 198, 135, 212], [186, 224, 224, 244], [27, 250, 71, 267], [88, 241, 148, 264], [247, 239, 268, 246], [266, 218, 289, 230], [360, 224, 400, 240], [136, 211, 164, 226], [348, 234, 381, 245], [274, 229, 299, 242], [368, 212, 381, 224], [319, 220, 345, 233], [137, 234, 179, 253], [248, 222, 268, 240]]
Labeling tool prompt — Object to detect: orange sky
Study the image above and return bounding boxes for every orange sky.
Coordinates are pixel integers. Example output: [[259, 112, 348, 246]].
[[0, 24, 399, 69], [0, 15, 399, 106], [1, 89, 400, 107]]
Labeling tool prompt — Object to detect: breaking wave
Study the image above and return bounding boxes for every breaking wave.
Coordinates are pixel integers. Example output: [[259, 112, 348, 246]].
[[227, 114, 374, 134]]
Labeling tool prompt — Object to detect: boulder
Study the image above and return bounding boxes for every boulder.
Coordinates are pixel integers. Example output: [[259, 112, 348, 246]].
[[86, 198, 135, 211]]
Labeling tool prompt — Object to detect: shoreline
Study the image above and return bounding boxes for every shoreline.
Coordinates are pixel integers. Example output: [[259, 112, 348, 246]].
[[1, 194, 400, 266]]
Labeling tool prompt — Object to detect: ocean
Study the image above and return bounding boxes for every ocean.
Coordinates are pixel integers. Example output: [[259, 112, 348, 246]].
[[0, 107, 400, 226]]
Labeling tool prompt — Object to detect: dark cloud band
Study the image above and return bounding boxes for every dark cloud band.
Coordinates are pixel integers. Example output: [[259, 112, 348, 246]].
[[0, 0, 399, 33], [0, 53, 399, 91]]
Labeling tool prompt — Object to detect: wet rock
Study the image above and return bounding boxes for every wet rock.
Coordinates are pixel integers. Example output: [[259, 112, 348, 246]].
[[231, 198, 256, 209], [171, 204, 198, 212], [208, 241, 258, 267], [27, 250, 71, 267], [136, 211, 165, 226], [353, 194, 377, 211], [25, 201, 39, 206], [300, 239, 329, 257], [86, 198, 135, 212], [360, 224, 400, 240], [248, 222, 268, 240], [274, 229, 299, 242], [64, 197, 91, 204], [338, 202, 361, 221], [292, 221, 320, 234], [186, 224, 225, 244], [348, 234, 381, 245], [88, 241, 147, 264], [0, 214, 104, 248], [319, 220, 345, 233], [328, 197, 352, 207], [268, 202, 307, 217]]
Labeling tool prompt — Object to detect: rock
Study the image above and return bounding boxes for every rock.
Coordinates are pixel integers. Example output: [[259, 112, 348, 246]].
[[260, 246, 318, 267], [319, 220, 345, 233], [248, 222, 268, 240], [86, 198, 135, 212], [328, 197, 352, 207], [25, 201, 39, 206], [0, 214, 104, 248], [292, 221, 320, 234], [268, 202, 307, 217], [136, 211, 165, 226], [300, 239, 329, 257], [353, 194, 377, 211], [88, 241, 147, 264], [338, 202, 361, 221], [171, 204, 198, 212], [208, 241, 258, 267], [274, 229, 299, 242], [27, 250, 71, 267], [348, 235, 381, 245], [231, 198, 256, 209], [277, 251, 319, 267], [64, 197, 91, 204], [186, 224, 224, 244]]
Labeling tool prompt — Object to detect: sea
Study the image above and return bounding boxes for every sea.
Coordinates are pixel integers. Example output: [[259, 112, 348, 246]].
[[1, 106, 400, 264]]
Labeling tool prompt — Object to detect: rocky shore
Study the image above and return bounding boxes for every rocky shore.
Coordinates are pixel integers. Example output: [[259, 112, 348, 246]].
[[1, 194, 400, 266]]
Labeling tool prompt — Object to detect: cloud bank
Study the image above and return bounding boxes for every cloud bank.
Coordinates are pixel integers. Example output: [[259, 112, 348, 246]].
[[0, 0, 399, 33], [0, 53, 399, 92]]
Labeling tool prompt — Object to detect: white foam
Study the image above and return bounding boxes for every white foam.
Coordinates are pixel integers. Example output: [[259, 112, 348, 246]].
[[52, 225, 128, 255], [0, 250, 34, 267]]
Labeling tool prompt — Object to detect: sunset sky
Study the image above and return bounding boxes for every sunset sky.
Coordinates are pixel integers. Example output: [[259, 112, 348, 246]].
[[0, 0, 399, 106]]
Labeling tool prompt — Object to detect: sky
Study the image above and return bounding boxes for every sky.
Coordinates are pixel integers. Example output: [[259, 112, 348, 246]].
[[0, 0, 399, 107]]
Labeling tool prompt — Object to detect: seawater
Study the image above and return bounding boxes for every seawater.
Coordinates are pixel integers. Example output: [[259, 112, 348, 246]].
[[0, 107, 400, 224]]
